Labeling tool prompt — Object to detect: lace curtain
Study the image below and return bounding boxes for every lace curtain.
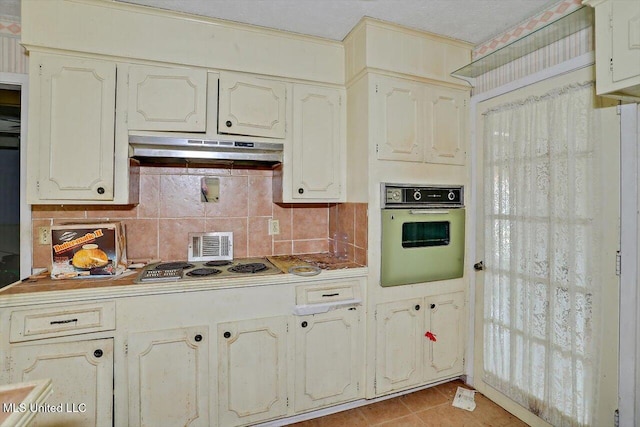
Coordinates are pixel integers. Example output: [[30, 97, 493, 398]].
[[482, 82, 602, 427]]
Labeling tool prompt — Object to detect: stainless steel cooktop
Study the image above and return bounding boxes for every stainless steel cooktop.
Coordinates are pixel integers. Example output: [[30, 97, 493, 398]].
[[135, 257, 282, 283]]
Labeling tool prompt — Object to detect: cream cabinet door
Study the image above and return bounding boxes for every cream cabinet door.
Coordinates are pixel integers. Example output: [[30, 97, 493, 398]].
[[612, 0, 640, 83], [375, 299, 423, 395], [218, 316, 288, 427], [292, 84, 344, 200], [374, 77, 423, 162], [218, 72, 287, 139], [423, 292, 465, 381], [10, 338, 113, 427], [294, 307, 362, 412], [34, 54, 116, 201], [127, 326, 209, 427], [425, 87, 468, 166], [127, 65, 207, 132]]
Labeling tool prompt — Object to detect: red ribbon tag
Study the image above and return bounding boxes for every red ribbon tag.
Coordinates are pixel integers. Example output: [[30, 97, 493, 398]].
[[425, 331, 437, 342]]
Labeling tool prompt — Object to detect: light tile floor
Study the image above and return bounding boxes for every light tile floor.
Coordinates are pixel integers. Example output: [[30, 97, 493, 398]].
[[288, 380, 529, 427]]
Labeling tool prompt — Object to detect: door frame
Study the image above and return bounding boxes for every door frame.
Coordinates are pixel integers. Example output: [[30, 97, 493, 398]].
[[465, 52, 596, 385], [619, 102, 639, 427], [0, 72, 31, 279], [465, 52, 625, 427]]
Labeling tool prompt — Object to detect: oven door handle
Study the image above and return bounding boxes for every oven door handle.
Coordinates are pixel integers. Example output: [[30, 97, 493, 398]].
[[409, 209, 450, 215]]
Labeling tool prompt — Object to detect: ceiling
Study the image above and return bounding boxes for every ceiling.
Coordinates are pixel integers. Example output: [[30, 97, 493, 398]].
[[116, 0, 562, 45], [1, 0, 564, 46]]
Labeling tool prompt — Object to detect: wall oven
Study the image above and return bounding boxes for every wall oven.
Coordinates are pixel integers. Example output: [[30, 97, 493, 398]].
[[380, 183, 465, 287]]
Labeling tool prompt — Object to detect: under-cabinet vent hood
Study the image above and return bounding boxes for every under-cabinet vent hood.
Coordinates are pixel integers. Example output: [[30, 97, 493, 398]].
[[129, 135, 283, 166]]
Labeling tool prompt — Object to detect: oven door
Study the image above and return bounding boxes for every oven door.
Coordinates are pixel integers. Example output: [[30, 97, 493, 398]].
[[380, 208, 465, 287]]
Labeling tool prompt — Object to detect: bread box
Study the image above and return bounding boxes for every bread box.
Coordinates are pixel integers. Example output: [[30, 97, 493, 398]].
[[50, 222, 127, 279]]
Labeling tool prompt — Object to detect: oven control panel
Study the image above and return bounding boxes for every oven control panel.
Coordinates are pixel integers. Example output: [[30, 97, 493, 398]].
[[382, 183, 464, 208]]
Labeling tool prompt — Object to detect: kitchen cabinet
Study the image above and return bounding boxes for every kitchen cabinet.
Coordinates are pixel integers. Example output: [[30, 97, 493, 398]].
[[127, 65, 208, 132], [127, 326, 209, 427], [375, 298, 424, 394], [217, 316, 288, 427], [287, 84, 345, 201], [294, 307, 362, 412], [27, 53, 116, 202], [425, 87, 467, 166], [585, 0, 640, 100], [218, 72, 287, 139], [10, 338, 114, 426], [423, 292, 465, 381], [374, 77, 423, 162], [373, 75, 467, 165], [375, 292, 464, 395], [26, 52, 139, 205]]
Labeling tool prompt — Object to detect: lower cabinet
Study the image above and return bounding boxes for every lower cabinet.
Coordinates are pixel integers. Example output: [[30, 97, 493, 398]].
[[294, 307, 362, 412], [217, 308, 364, 426], [127, 326, 209, 427], [10, 337, 114, 427], [375, 292, 465, 395], [217, 316, 288, 427]]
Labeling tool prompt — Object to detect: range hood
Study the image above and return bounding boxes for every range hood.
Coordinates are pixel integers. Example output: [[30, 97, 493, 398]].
[[129, 135, 283, 166]]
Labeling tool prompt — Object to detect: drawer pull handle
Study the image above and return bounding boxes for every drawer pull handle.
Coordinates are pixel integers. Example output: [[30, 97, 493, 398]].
[[322, 293, 340, 297], [224, 331, 231, 339], [194, 334, 203, 342], [50, 318, 78, 325], [94, 349, 103, 358], [301, 321, 308, 328]]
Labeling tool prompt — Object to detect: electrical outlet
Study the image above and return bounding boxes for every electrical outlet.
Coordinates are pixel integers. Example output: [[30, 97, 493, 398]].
[[38, 226, 51, 245], [268, 219, 280, 235]]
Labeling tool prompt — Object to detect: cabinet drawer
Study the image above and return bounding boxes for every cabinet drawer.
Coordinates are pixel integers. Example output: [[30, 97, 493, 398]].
[[10, 302, 116, 342], [296, 281, 360, 305]]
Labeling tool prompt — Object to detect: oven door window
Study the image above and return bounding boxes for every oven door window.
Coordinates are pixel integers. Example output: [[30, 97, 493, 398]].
[[402, 221, 450, 248]]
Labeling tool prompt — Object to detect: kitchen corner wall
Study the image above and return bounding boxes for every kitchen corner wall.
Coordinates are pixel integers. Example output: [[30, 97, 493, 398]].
[[329, 203, 368, 266], [31, 166, 368, 268], [471, 0, 591, 94]]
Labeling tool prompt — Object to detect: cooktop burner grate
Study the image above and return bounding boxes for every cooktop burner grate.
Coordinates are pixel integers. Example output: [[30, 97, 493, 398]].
[[186, 268, 222, 277], [204, 260, 233, 267], [229, 263, 268, 274], [155, 262, 195, 271]]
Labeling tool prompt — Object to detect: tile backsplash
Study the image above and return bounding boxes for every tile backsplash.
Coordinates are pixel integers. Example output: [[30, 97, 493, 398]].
[[31, 166, 368, 269]]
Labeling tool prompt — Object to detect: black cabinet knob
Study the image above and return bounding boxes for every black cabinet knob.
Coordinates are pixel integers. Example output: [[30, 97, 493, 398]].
[[194, 334, 203, 342], [223, 331, 231, 339], [94, 349, 103, 358], [97, 187, 105, 195], [225, 120, 232, 128], [298, 188, 304, 194], [415, 304, 421, 311], [430, 304, 436, 309], [301, 321, 308, 328]]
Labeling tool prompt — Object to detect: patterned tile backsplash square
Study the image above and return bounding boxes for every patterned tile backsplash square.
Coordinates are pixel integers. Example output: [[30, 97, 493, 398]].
[[31, 166, 368, 268]]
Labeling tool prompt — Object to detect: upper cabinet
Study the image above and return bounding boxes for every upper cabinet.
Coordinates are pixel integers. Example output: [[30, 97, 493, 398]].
[[127, 65, 208, 132], [373, 75, 468, 166], [218, 72, 287, 139], [425, 87, 467, 166], [290, 84, 345, 201], [585, 0, 640, 100], [32, 54, 115, 201], [26, 53, 138, 205], [375, 78, 423, 162]]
